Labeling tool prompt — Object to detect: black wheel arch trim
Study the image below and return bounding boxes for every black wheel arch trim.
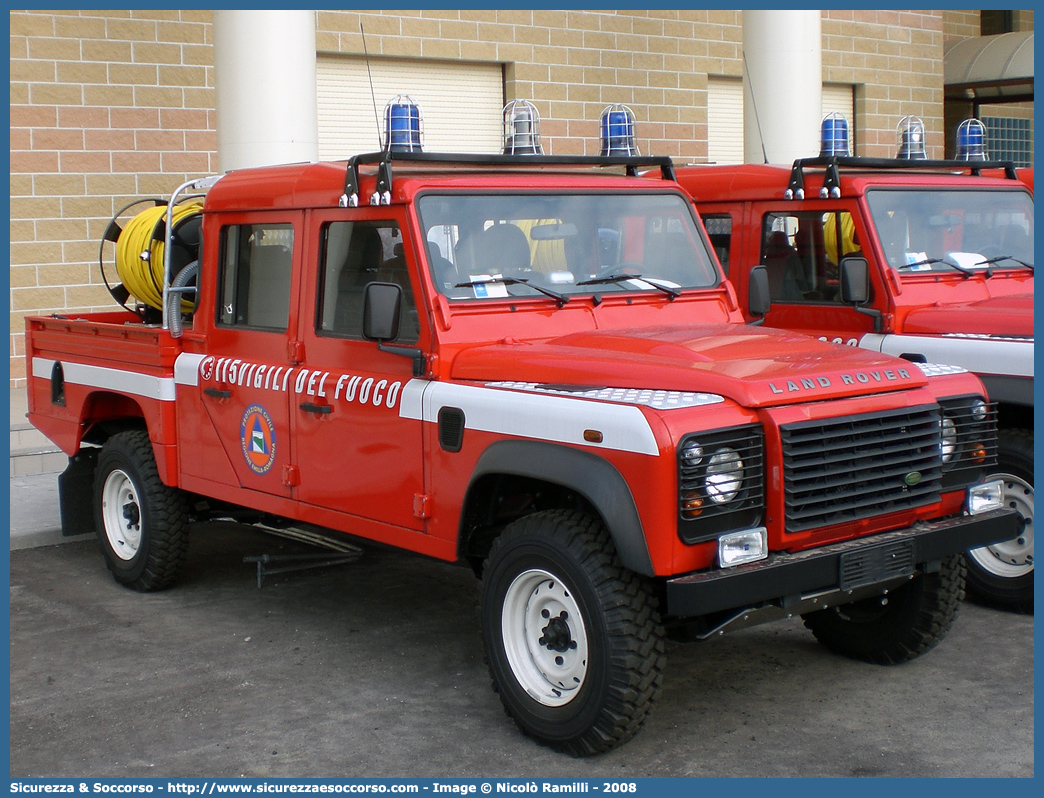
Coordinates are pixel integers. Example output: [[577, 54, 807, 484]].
[[463, 440, 654, 576], [979, 374, 1033, 408]]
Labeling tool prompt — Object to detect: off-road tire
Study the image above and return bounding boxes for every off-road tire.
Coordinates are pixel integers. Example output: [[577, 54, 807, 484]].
[[802, 554, 965, 665], [965, 428, 1034, 612], [480, 510, 665, 756], [93, 430, 189, 591]]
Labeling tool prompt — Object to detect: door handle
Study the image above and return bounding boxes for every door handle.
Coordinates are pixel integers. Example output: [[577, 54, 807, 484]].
[[204, 387, 231, 399], [299, 402, 332, 415]]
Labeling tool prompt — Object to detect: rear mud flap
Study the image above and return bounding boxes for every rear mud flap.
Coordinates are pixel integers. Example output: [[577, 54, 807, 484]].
[[58, 448, 99, 537]]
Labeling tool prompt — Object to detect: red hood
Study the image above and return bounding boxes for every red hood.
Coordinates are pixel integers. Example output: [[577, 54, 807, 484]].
[[450, 324, 929, 407], [902, 293, 1034, 338]]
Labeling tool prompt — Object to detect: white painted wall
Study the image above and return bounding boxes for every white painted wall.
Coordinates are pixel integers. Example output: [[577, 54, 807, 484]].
[[213, 10, 319, 172], [742, 10, 822, 164]]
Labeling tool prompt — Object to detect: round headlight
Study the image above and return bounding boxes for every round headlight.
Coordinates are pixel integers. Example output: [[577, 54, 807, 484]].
[[971, 399, 987, 421], [680, 441, 704, 467], [940, 417, 958, 463], [705, 447, 744, 504]]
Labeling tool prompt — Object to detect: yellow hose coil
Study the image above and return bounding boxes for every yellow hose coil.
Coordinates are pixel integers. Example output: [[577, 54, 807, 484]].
[[114, 199, 203, 311]]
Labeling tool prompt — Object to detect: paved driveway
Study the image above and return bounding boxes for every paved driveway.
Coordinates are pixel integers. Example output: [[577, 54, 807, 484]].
[[9, 523, 1034, 778]]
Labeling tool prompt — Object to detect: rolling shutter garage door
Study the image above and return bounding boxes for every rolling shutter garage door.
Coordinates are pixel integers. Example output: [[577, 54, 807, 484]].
[[708, 79, 855, 163], [707, 77, 744, 165], [317, 56, 504, 159]]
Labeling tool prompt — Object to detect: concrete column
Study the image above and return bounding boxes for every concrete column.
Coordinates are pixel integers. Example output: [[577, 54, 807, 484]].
[[742, 10, 822, 164], [213, 10, 319, 172]]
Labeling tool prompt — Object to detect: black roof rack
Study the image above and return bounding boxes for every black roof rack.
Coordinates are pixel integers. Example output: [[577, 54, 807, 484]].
[[338, 150, 676, 207], [785, 155, 1019, 200]]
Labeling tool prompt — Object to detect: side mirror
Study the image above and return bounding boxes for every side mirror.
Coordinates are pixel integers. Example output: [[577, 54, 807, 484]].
[[747, 265, 771, 324], [362, 282, 402, 342], [362, 281, 427, 377], [839, 257, 870, 305]]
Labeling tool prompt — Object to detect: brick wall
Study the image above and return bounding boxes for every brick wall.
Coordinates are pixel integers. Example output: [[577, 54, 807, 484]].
[[314, 10, 739, 159], [10, 10, 217, 386], [7, 9, 999, 388], [943, 10, 980, 42], [820, 10, 946, 157]]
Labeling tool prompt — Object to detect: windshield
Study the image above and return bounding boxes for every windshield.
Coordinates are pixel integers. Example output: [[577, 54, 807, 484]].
[[866, 188, 1034, 273], [416, 192, 720, 301]]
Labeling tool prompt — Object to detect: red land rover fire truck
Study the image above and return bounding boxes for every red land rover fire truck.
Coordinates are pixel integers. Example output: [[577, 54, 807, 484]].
[[25, 107, 1018, 754], [676, 121, 1034, 609]]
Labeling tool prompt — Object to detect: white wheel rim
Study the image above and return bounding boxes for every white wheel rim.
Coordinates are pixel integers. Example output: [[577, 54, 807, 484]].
[[967, 472, 1034, 578], [101, 468, 143, 561], [501, 568, 589, 707]]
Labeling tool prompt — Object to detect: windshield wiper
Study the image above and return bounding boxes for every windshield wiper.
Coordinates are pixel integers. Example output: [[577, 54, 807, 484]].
[[897, 257, 947, 271], [893, 259, 981, 279], [898, 256, 977, 278], [975, 254, 1034, 272], [576, 273, 681, 299], [454, 276, 570, 307]]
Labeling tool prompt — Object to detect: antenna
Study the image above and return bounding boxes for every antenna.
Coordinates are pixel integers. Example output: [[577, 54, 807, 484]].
[[741, 50, 769, 164], [359, 22, 384, 153]]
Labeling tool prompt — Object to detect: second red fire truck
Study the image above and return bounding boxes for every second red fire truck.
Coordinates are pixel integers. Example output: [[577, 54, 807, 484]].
[[677, 116, 1033, 609]]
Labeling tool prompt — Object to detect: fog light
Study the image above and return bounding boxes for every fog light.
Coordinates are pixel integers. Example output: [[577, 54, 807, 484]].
[[967, 480, 1004, 515], [718, 527, 768, 567]]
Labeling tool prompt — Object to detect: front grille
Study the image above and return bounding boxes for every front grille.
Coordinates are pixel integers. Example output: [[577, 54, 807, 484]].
[[780, 405, 942, 533]]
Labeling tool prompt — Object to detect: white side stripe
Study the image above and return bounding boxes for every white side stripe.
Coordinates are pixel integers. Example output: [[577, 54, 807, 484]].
[[174, 352, 208, 387], [32, 358, 176, 402], [860, 333, 1034, 379], [398, 378, 428, 420], [399, 381, 659, 456]]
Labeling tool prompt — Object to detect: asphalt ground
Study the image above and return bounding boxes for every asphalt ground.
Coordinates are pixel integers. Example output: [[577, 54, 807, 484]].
[[8, 509, 1035, 779]]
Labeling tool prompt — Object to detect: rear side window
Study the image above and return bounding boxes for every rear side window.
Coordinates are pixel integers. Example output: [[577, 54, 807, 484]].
[[217, 224, 294, 330], [701, 214, 733, 277]]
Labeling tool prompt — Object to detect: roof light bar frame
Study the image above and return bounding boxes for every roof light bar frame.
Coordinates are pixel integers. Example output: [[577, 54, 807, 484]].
[[786, 155, 1019, 200], [338, 150, 677, 207]]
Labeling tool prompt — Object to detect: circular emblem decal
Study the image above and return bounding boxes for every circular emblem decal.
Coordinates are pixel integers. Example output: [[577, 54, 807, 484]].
[[241, 404, 277, 475], [904, 471, 923, 487], [199, 356, 215, 381]]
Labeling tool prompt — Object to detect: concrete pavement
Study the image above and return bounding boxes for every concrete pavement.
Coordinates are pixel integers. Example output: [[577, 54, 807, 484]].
[[10, 471, 93, 550], [9, 510, 1034, 778]]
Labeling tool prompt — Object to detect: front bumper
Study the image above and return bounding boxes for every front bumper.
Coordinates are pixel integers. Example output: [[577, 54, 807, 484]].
[[665, 508, 1019, 617]]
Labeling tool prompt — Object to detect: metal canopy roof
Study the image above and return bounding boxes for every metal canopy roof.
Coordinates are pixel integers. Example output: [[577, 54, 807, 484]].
[[944, 31, 1034, 102]]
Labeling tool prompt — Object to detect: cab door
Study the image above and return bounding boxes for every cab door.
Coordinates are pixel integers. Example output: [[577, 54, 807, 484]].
[[291, 207, 428, 531], [186, 213, 302, 498], [750, 203, 885, 345]]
